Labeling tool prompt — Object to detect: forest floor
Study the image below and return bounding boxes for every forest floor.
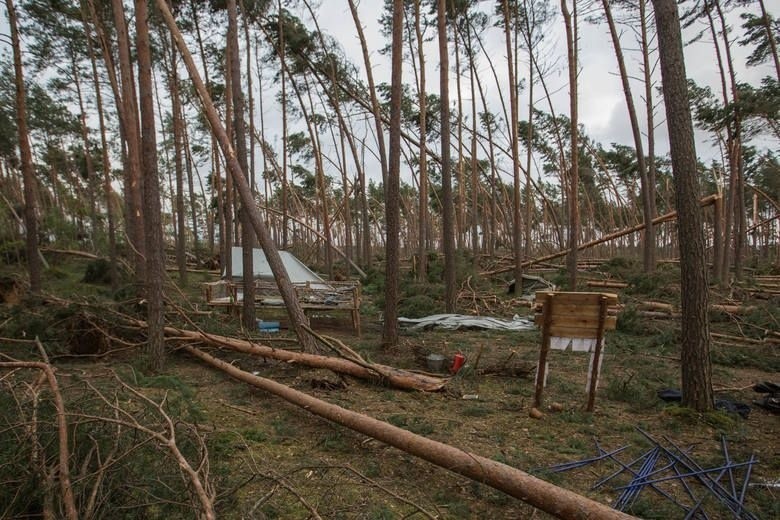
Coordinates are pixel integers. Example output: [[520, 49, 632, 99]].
[[1, 254, 778, 519]]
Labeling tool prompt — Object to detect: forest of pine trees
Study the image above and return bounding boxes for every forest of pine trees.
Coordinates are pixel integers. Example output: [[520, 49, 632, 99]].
[[0, 0, 778, 516]]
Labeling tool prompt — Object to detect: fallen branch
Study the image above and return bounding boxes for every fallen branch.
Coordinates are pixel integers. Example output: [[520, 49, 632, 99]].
[[0, 359, 78, 520], [183, 345, 633, 520], [484, 194, 720, 276], [124, 318, 448, 392]]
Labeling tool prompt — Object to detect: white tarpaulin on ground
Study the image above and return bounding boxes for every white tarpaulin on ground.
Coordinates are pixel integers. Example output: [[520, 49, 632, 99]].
[[225, 247, 329, 288], [398, 314, 535, 331]]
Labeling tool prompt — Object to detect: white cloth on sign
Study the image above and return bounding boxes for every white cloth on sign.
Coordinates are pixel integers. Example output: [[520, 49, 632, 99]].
[[585, 341, 606, 392], [549, 337, 597, 352], [550, 337, 572, 350]]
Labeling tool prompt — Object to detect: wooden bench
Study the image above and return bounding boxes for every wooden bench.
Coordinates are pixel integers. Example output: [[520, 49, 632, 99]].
[[203, 279, 362, 335]]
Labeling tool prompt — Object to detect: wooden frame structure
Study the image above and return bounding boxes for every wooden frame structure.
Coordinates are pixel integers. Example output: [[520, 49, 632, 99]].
[[533, 291, 619, 411], [203, 279, 362, 335]]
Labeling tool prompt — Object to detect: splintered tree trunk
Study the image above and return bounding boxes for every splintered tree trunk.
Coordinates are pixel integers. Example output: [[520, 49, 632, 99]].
[[7, 0, 41, 294], [653, 0, 713, 412], [438, 0, 457, 312], [135, 0, 166, 371], [227, 0, 256, 329], [562, 0, 579, 290], [383, 0, 403, 347], [155, 0, 319, 353]]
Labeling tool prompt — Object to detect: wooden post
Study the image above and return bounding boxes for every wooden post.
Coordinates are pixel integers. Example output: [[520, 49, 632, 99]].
[[586, 296, 608, 412], [533, 292, 554, 408]]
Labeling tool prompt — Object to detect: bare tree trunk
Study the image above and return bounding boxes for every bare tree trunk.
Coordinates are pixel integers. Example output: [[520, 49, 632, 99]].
[[81, 0, 118, 291], [653, 0, 713, 412], [562, 0, 579, 290], [7, 0, 41, 294], [185, 346, 633, 520], [438, 0, 457, 312], [169, 44, 188, 286], [155, 0, 319, 353], [502, 0, 523, 294], [278, 0, 289, 249], [227, 0, 256, 329], [639, 0, 658, 265], [347, 0, 389, 192], [383, 0, 403, 347], [111, 0, 146, 283], [135, 0, 166, 370], [72, 52, 99, 244], [414, 0, 428, 281], [602, 0, 655, 273]]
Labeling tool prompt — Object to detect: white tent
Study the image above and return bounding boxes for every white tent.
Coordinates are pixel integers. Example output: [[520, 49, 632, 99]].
[[225, 247, 327, 287]]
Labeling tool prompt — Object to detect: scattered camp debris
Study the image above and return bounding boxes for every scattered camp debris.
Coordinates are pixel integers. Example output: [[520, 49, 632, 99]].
[[398, 313, 535, 331], [752, 381, 780, 414], [657, 388, 752, 418], [203, 247, 362, 333], [533, 292, 619, 411], [538, 431, 759, 518]]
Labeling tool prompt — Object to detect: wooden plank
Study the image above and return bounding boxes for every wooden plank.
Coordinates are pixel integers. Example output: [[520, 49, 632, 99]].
[[535, 314, 617, 330], [545, 324, 616, 338], [535, 291, 618, 306]]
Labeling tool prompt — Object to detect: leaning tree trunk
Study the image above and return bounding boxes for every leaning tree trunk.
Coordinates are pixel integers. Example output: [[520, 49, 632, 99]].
[[155, 0, 319, 353], [602, 0, 655, 273], [185, 346, 633, 520], [6, 0, 41, 295], [652, 0, 714, 412]]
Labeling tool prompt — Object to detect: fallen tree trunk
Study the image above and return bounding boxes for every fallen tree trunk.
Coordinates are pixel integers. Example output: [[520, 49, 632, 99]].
[[484, 194, 720, 276], [585, 280, 629, 288], [156, 323, 447, 392], [183, 345, 634, 520]]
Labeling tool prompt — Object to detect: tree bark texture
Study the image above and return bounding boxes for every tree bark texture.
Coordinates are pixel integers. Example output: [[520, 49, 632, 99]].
[[652, 0, 714, 411], [111, 0, 146, 283], [135, 0, 166, 371], [383, 0, 403, 347]]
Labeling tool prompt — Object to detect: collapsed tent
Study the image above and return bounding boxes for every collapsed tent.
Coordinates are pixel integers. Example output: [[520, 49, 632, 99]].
[[224, 247, 329, 289]]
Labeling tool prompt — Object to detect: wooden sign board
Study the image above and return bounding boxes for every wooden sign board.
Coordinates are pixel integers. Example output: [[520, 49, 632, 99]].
[[532, 291, 619, 412]]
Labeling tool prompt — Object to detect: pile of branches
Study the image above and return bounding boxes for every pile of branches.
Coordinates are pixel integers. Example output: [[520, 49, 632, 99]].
[[0, 341, 217, 519]]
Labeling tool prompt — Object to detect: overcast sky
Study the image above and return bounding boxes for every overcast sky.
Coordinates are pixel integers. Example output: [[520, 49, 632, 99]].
[[1, 1, 776, 190], [304, 0, 776, 184]]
